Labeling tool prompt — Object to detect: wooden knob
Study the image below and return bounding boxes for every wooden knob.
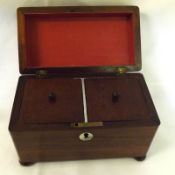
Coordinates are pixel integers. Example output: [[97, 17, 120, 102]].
[[112, 91, 120, 103], [48, 92, 56, 102]]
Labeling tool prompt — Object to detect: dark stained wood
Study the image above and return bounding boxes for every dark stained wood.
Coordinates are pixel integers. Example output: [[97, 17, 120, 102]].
[[9, 74, 160, 164], [11, 126, 158, 163], [19, 78, 84, 124], [85, 74, 159, 124], [9, 6, 160, 164], [135, 156, 146, 161], [9, 74, 160, 131], [19, 161, 35, 166], [85, 74, 154, 122]]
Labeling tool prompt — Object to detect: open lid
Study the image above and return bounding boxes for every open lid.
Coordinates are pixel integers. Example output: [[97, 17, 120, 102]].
[[17, 6, 141, 75]]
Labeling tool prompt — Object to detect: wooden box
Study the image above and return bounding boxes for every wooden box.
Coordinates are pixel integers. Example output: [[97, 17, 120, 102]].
[[9, 6, 160, 165]]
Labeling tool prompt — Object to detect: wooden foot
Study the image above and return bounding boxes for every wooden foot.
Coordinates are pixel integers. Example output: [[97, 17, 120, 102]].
[[135, 156, 146, 161], [19, 161, 35, 166]]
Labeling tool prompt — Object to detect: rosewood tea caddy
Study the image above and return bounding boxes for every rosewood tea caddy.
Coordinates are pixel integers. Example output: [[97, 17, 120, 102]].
[[9, 6, 160, 165]]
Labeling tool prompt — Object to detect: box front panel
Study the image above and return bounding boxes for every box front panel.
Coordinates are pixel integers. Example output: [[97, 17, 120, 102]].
[[12, 126, 157, 162]]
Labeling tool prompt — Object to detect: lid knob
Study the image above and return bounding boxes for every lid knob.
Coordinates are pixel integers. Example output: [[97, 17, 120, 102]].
[[112, 91, 120, 103], [48, 92, 56, 102]]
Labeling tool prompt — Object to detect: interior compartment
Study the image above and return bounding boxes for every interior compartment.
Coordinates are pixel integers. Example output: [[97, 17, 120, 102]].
[[19, 78, 84, 123], [24, 13, 135, 68], [19, 74, 155, 124], [85, 74, 153, 122]]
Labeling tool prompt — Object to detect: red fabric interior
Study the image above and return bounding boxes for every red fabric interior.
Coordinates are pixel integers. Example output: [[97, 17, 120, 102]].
[[25, 13, 135, 68]]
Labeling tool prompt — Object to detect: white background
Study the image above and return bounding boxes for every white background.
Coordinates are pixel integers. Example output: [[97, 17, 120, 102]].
[[0, 0, 175, 175]]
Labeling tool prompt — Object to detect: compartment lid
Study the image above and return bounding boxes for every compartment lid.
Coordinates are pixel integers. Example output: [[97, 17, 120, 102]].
[[18, 6, 141, 75]]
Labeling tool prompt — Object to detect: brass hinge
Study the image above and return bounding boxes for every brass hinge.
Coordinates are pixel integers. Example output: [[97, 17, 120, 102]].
[[36, 70, 48, 78], [117, 67, 127, 74]]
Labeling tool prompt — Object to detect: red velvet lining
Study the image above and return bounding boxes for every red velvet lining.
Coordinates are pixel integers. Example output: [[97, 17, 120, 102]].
[[25, 13, 135, 68]]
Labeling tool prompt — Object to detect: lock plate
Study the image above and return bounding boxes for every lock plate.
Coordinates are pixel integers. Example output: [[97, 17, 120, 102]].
[[71, 122, 103, 128]]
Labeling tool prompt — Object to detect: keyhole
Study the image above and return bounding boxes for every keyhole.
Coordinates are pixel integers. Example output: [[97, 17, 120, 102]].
[[84, 132, 89, 138], [79, 132, 94, 141]]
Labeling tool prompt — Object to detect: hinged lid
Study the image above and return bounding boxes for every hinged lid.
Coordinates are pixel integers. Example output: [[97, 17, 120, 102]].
[[17, 6, 141, 76]]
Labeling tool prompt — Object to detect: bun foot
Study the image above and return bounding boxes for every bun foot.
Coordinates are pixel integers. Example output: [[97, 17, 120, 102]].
[[19, 161, 35, 166], [135, 156, 146, 161]]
